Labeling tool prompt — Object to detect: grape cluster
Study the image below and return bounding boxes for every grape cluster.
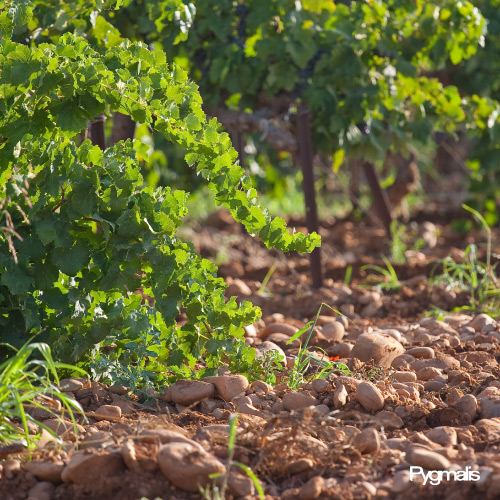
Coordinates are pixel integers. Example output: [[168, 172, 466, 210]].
[[355, 121, 371, 136], [236, 4, 248, 41], [193, 48, 209, 82], [231, 3, 248, 49], [293, 47, 327, 96]]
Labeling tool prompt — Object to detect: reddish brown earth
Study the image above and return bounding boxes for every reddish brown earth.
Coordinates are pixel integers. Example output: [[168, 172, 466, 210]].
[[2, 208, 500, 500]]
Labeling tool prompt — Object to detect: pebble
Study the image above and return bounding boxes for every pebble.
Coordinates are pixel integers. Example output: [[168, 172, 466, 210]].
[[58, 378, 84, 393], [424, 380, 446, 392], [160, 386, 172, 402], [225, 472, 255, 497], [298, 476, 325, 500], [475, 418, 500, 436], [350, 333, 405, 367], [479, 397, 500, 419], [326, 343, 353, 358], [30, 401, 63, 421], [286, 458, 314, 475], [442, 313, 471, 326], [311, 378, 329, 393], [391, 470, 412, 493], [3, 459, 20, 479], [320, 322, 345, 341], [61, 451, 125, 484], [157, 442, 225, 492], [250, 380, 272, 393], [359, 291, 381, 305], [314, 404, 330, 415], [169, 379, 215, 406], [392, 371, 417, 383], [381, 329, 402, 342], [17, 278, 500, 500], [406, 346, 435, 359], [411, 355, 460, 372], [121, 439, 140, 471], [267, 332, 300, 348], [336, 316, 349, 328], [426, 426, 457, 446], [361, 301, 383, 318], [353, 428, 380, 454], [452, 394, 478, 420], [226, 278, 252, 296], [385, 438, 406, 450], [139, 429, 205, 451], [469, 313, 495, 332], [42, 419, 85, 440], [373, 411, 404, 429], [355, 381, 385, 412], [244, 323, 257, 337], [109, 384, 129, 396], [208, 374, 249, 401], [465, 351, 498, 366], [111, 394, 135, 415], [79, 431, 113, 450], [23, 460, 64, 482], [270, 401, 285, 413], [235, 401, 262, 417], [358, 481, 377, 497], [259, 322, 299, 339], [391, 358, 411, 370], [420, 221, 437, 248], [333, 384, 348, 409], [26, 481, 55, 500], [282, 392, 319, 411], [416, 366, 442, 381], [487, 474, 500, 498], [94, 404, 122, 421], [126, 440, 157, 473], [281, 487, 301, 499], [407, 447, 451, 469]]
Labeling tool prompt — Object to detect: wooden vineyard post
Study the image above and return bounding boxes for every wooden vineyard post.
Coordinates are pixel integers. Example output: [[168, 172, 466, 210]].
[[296, 105, 323, 289], [362, 161, 393, 236], [88, 114, 107, 151], [110, 112, 136, 146], [349, 158, 361, 210]]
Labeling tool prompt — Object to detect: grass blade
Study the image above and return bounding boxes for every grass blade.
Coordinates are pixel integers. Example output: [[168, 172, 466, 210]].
[[234, 462, 265, 500]]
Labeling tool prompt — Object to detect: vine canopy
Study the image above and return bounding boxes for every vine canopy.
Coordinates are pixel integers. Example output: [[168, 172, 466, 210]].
[[0, 1, 319, 377]]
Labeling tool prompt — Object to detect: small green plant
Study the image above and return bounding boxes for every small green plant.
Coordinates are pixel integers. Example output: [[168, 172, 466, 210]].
[[89, 322, 169, 399], [343, 265, 353, 286], [425, 307, 449, 319], [430, 204, 500, 316], [389, 221, 425, 265], [364, 366, 385, 382], [257, 263, 277, 296], [362, 256, 401, 292], [201, 414, 265, 500], [258, 349, 286, 386], [286, 303, 350, 390], [0, 342, 86, 447]]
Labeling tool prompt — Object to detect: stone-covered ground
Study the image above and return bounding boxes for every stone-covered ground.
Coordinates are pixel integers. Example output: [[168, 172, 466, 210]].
[[2, 208, 500, 500]]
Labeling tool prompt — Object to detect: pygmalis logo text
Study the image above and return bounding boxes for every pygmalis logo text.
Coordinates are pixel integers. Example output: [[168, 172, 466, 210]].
[[410, 466, 480, 486]]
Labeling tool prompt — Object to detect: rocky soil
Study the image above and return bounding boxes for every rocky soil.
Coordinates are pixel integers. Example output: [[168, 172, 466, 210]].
[[2, 209, 500, 500]]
